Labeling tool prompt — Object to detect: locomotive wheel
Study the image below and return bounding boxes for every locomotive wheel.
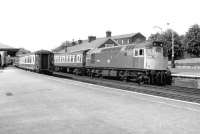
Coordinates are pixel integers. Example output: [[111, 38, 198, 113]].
[[155, 72, 161, 85], [150, 70, 156, 85], [166, 70, 172, 85], [119, 71, 128, 81], [136, 74, 145, 85], [96, 70, 102, 78], [160, 71, 166, 85]]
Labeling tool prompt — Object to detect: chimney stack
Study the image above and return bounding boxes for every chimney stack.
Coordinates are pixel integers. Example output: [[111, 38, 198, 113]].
[[72, 39, 76, 46], [106, 31, 112, 38], [88, 36, 96, 42]]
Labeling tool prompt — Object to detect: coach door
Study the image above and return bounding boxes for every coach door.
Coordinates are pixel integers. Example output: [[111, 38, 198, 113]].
[[41, 54, 48, 69]]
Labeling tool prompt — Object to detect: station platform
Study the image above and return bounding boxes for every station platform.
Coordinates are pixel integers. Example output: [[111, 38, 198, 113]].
[[170, 67, 200, 88], [0, 67, 200, 134], [170, 68, 200, 78]]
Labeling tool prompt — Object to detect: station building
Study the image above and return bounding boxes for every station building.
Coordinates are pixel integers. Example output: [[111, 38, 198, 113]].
[[52, 31, 146, 53]]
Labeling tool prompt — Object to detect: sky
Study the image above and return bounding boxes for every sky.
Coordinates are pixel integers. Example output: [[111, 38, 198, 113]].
[[0, 0, 200, 51]]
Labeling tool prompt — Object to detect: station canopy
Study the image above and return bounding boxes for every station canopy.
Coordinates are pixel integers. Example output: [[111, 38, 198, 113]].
[[0, 42, 19, 56]]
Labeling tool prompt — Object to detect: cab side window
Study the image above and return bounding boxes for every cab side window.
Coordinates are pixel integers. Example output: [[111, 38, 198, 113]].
[[139, 49, 144, 56], [134, 49, 144, 57], [91, 53, 95, 63]]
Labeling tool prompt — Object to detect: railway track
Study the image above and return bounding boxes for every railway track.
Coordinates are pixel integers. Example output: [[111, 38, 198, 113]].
[[53, 71, 200, 104]]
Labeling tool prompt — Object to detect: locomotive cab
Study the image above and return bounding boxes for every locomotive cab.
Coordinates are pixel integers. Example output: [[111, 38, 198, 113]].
[[144, 41, 168, 70]]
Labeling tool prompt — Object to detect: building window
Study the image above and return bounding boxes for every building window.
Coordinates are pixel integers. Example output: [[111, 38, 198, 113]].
[[121, 40, 124, 45], [105, 43, 114, 47]]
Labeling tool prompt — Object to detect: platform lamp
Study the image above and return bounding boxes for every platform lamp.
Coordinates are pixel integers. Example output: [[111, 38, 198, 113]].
[[167, 23, 175, 68]]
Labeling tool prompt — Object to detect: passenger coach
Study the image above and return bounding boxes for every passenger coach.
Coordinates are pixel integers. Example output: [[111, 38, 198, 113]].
[[16, 50, 54, 74]]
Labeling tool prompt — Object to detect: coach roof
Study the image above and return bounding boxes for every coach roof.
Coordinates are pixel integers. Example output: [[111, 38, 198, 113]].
[[35, 50, 52, 54]]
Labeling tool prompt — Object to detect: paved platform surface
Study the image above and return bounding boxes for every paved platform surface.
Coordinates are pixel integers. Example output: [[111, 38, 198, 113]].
[[0, 67, 200, 134]]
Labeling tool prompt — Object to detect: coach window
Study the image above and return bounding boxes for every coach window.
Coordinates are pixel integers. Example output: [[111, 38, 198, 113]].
[[65, 56, 67, 62], [80, 56, 82, 63], [74, 55, 77, 62], [60, 56, 62, 63], [73, 55, 75, 62], [71, 55, 73, 63], [62, 56, 64, 62], [77, 55, 80, 62], [58, 56, 60, 63], [67, 55, 69, 62], [135, 49, 138, 56]]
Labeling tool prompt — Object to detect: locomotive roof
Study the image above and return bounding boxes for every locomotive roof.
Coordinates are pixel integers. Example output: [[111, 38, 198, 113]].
[[127, 41, 164, 48], [67, 38, 119, 53], [88, 41, 164, 54]]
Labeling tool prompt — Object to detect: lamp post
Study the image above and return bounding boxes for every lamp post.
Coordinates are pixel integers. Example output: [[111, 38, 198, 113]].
[[171, 30, 175, 68], [167, 23, 175, 68]]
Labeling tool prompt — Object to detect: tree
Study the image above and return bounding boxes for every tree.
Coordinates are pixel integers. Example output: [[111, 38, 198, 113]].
[[184, 24, 200, 57], [148, 29, 184, 59]]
